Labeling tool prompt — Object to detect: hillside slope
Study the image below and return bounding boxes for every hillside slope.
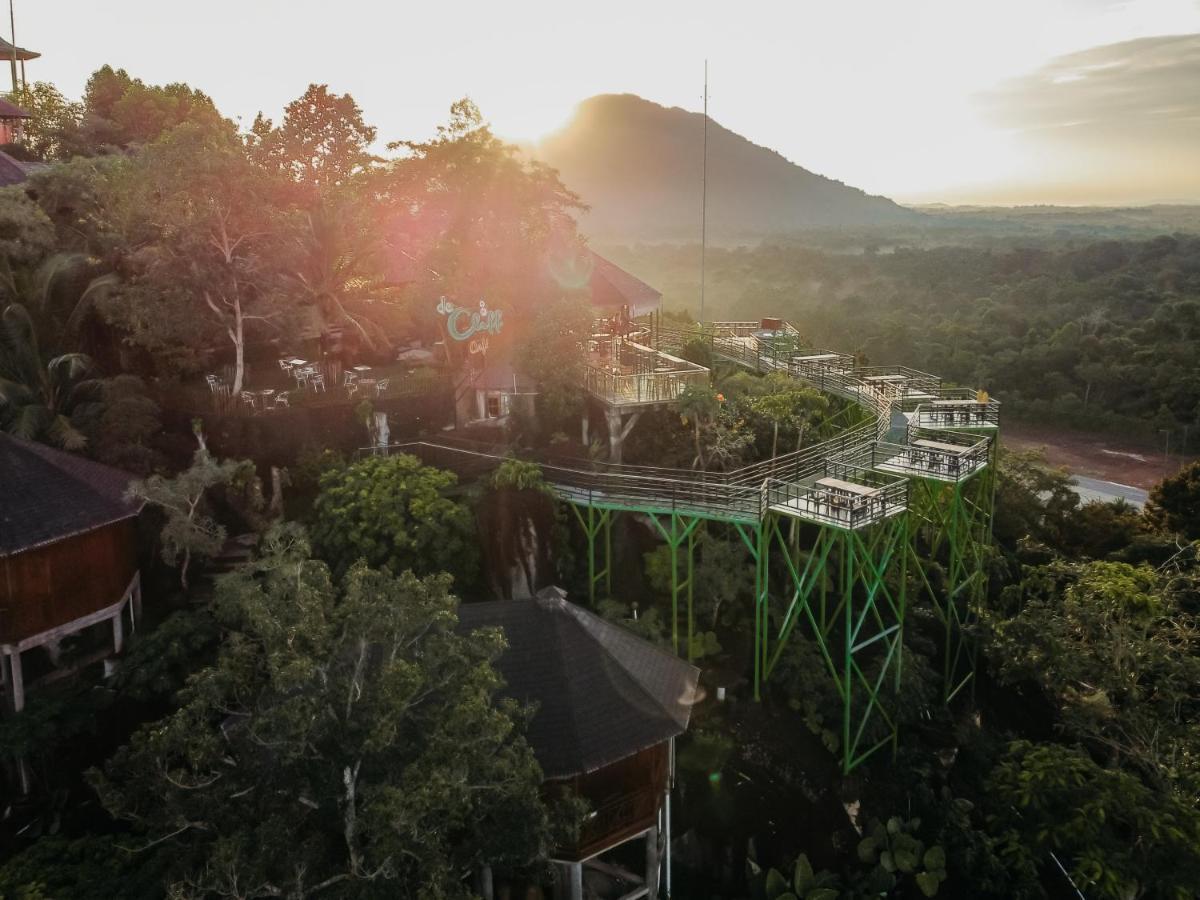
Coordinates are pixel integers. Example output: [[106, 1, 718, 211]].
[[537, 93, 918, 240]]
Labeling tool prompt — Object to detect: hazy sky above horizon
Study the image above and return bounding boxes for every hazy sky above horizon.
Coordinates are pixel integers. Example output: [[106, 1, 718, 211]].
[[20, 0, 1200, 205]]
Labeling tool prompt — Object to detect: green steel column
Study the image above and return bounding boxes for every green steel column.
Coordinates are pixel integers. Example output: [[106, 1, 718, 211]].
[[570, 504, 613, 606], [648, 512, 701, 657]]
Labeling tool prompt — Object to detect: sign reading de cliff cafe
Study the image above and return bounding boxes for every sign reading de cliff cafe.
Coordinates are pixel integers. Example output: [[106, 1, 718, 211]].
[[436, 296, 503, 355]]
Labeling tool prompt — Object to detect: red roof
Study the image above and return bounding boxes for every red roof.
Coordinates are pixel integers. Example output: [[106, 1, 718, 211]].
[[585, 250, 662, 316], [0, 98, 30, 119]]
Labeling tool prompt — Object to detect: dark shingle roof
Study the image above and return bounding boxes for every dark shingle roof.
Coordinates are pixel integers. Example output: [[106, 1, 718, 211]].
[[0, 150, 28, 187], [0, 433, 143, 557], [457, 589, 700, 779], [587, 250, 662, 316]]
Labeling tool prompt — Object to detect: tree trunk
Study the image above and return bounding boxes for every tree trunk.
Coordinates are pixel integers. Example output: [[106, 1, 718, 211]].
[[231, 301, 246, 396], [180, 547, 191, 591]]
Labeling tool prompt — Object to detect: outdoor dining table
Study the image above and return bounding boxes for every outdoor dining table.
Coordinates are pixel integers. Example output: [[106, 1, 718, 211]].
[[352, 365, 373, 373], [287, 358, 307, 367]]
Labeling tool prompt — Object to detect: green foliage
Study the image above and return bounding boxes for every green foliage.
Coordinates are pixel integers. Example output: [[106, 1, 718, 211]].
[[0, 302, 98, 449], [247, 83, 377, 191], [108, 608, 221, 704], [489, 457, 552, 495], [745, 853, 841, 900], [62, 65, 230, 156], [90, 529, 556, 897], [310, 452, 478, 585], [987, 741, 1200, 900], [0, 833, 171, 900], [596, 598, 669, 647], [1146, 460, 1200, 539], [676, 728, 735, 780], [987, 558, 1200, 793], [854, 817, 947, 897], [127, 448, 253, 590], [5, 81, 82, 161], [515, 294, 591, 438]]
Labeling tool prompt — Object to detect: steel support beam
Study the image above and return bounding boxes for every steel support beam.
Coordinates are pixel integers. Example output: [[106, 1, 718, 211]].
[[758, 511, 909, 773]]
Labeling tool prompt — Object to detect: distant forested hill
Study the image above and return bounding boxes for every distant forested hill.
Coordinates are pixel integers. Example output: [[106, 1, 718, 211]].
[[536, 94, 918, 241]]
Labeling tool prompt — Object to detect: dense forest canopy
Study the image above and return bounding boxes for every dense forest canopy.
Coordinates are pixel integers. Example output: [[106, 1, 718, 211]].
[[606, 236, 1200, 437]]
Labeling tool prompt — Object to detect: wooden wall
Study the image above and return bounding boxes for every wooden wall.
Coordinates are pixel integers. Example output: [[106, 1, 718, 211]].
[[554, 742, 669, 861], [0, 521, 137, 646]]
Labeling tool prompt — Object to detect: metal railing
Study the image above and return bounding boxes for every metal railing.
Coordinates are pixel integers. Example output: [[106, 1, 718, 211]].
[[362, 320, 997, 528]]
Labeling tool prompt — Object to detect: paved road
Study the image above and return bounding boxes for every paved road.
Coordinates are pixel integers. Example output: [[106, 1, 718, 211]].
[[1070, 475, 1149, 508]]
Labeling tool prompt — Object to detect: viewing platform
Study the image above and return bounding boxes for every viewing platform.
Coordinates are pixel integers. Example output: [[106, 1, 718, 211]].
[[583, 336, 709, 409], [909, 389, 1000, 429], [765, 462, 907, 531], [870, 432, 990, 482]]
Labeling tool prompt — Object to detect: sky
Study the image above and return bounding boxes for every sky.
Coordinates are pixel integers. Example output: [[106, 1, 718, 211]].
[[17, 0, 1200, 205]]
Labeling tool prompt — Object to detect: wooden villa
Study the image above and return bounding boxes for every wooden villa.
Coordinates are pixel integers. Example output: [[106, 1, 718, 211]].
[[0, 434, 144, 714], [457, 587, 700, 900]]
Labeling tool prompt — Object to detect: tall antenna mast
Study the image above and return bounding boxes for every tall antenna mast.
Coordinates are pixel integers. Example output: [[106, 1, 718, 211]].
[[699, 60, 708, 324]]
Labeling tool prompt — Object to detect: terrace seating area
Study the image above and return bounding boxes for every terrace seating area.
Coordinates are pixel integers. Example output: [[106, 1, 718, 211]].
[[192, 356, 446, 416], [872, 433, 990, 482], [766, 464, 907, 530]]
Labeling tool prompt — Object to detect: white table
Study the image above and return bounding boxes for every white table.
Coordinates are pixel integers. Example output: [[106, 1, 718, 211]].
[[914, 438, 968, 454]]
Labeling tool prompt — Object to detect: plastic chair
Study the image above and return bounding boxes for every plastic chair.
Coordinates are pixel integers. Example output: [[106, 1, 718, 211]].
[[311, 374, 326, 393], [374, 378, 390, 396], [240, 392, 257, 410], [275, 392, 290, 408]]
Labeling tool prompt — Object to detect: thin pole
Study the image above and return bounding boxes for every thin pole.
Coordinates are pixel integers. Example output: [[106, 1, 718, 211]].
[[699, 60, 708, 324], [8, 0, 17, 95]]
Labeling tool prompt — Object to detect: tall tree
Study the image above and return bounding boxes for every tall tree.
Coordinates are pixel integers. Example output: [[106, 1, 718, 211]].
[[248, 84, 377, 193], [92, 527, 555, 898], [99, 124, 301, 394], [63, 65, 229, 156], [4, 81, 81, 161], [379, 99, 586, 319]]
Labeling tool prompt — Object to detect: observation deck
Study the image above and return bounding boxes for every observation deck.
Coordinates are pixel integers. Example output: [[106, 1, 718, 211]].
[[583, 328, 709, 410]]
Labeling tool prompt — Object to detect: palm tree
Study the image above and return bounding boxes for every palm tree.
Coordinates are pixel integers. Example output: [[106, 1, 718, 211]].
[[0, 303, 98, 449], [290, 200, 398, 348]]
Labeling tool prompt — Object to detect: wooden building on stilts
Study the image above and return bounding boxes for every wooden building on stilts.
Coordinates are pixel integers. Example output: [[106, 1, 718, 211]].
[[0, 434, 144, 719], [458, 587, 700, 900]]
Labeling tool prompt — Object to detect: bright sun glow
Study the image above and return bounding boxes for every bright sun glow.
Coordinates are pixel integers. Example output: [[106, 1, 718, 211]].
[[18, 0, 1200, 205]]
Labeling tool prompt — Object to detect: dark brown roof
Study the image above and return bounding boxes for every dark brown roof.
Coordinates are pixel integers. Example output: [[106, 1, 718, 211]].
[[587, 250, 661, 316], [457, 588, 700, 779], [0, 150, 28, 187], [0, 433, 143, 557], [0, 38, 39, 62]]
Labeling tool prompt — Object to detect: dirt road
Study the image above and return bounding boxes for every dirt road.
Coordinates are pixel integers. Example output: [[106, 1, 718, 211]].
[[1002, 422, 1194, 491]]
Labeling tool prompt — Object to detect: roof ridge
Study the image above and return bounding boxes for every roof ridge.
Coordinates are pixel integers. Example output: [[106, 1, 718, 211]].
[[558, 599, 697, 732], [543, 603, 589, 774]]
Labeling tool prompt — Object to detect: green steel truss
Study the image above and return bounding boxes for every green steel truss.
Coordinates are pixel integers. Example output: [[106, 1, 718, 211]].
[[905, 439, 998, 703], [757, 513, 909, 773], [646, 512, 702, 658], [569, 504, 613, 605]]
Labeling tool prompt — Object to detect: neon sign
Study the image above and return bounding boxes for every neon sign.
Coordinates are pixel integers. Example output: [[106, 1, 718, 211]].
[[436, 297, 503, 354]]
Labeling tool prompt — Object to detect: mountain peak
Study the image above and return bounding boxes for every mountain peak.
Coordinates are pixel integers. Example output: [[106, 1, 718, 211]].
[[537, 92, 915, 240]]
